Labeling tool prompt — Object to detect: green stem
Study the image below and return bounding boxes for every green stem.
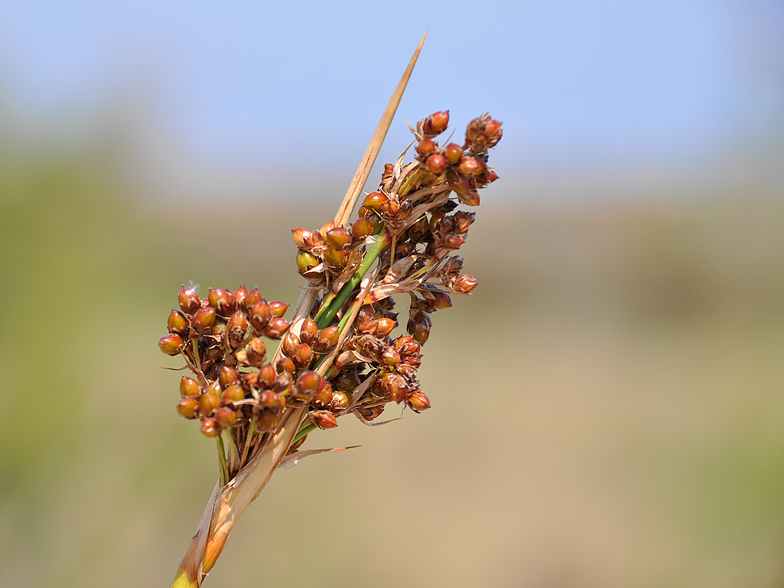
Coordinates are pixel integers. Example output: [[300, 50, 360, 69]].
[[315, 231, 390, 330], [216, 435, 229, 486], [293, 423, 317, 444]]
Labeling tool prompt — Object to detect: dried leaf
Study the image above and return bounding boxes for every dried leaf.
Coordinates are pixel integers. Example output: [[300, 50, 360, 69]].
[[277, 445, 360, 470]]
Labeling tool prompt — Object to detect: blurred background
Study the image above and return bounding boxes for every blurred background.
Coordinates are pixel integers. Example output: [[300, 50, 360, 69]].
[[1, 1, 783, 587]]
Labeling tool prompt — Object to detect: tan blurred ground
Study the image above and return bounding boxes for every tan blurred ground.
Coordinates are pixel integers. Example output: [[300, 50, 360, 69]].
[[1, 149, 783, 588]]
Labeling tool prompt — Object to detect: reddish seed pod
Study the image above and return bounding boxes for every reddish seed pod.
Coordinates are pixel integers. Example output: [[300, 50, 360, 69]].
[[324, 247, 347, 269], [180, 376, 200, 398], [233, 285, 248, 308], [178, 286, 201, 315], [296, 250, 319, 273], [311, 381, 333, 409], [309, 411, 338, 430], [218, 366, 239, 388], [265, 317, 291, 339], [444, 143, 463, 165], [397, 363, 419, 381], [282, 331, 300, 356], [290, 343, 313, 367], [242, 288, 262, 312], [208, 288, 234, 316], [245, 337, 267, 367], [158, 334, 183, 356], [358, 406, 385, 421], [220, 384, 245, 405], [258, 390, 284, 411], [351, 217, 373, 241], [453, 212, 475, 234], [214, 407, 237, 429], [381, 346, 402, 367], [416, 137, 437, 159], [199, 393, 220, 416], [314, 326, 339, 351], [248, 299, 271, 331], [292, 228, 314, 249], [167, 309, 189, 336], [431, 291, 453, 310], [276, 357, 295, 374], [376, 317, 397, 338], [258, 364, 277, 389], [447, 169, 471, 197], [442, 234, 466, 250], [295, 371, 322, 397], [325, 227, 352, 250], [176, 397, 199, 419], [273, 373, 293, 394], [268, 301, 289, 318], [408, 216, 430, 242], [210, 318, 227, 339], [200, 418, 221, 437], [227, 311, 248, 348], [299, 317, 318, 345], [452, 275, 478, 294], [330, 390, 350, 411], [423, 111, 449, 137], [459, 156, 486, 176], [242, 371, 259, 389], [425, 153, 447, 175], [407, 312, 432, 345], [256, 409, 279, 432], [406, 391, 431, 412], [357, 319, 378, 335], [363, 191, 389, 212]]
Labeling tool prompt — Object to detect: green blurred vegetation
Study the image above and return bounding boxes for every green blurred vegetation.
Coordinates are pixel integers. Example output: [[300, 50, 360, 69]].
[[1, 134, 783, 588]]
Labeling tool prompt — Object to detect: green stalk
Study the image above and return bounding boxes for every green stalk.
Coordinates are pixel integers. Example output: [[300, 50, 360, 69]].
[[216, 436, 229, 487], [315, 231, 390, 329]]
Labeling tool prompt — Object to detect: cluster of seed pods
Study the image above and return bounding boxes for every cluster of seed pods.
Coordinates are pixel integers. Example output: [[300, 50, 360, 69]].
[[159, 111, 502, 443]]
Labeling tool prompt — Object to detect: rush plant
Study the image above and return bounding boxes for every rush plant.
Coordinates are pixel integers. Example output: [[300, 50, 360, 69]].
[[160, 34, 502, 587]]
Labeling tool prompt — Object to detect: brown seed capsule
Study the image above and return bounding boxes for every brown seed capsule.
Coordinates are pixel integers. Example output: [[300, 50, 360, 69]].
[[465, 113, 503, 152], [416, 137, 437, 159], [394, 335, 421, 358], [177, 397, 199, 419], [191, 306, 217, 334], [210, 318, 227, 339], [407, 311, 432, 345], [425, 153, 447, 175], [258, 390, 284, 411], [299, 317, 318, 345], [276, 357, 295, 374], [380, 372, 409, 403], [447, 169, 471, 197], [178, 286, 201, 315], [442, 234, 466, 250], [351, 217, 373, 241], [180, 376, 200, 398], [459, 156, 486, 176], [408, 216, 430, 242], [158, 334, 183, 356], [314, 326, 339, 351], [199, 392, 220, 416], [218, 366, 239, 388], [376, 317, 397, 338], [242, 288, 262, 312], [265, 317, 291, 339], [397, 363, 419, 381], [358, 406, 385, 421], [214, 407, 237, 429], [227, 311, 248, 349], [451, 275, 478, 294], [282, 331, 300, 356], [324, 247, 347, 269], [309, 411, 338, 430], [325, 227, 352, 250], [258, 364, 277, 389], [200, 418, 221, 437], [290, 343, 313, 367], [268, 301, 289, 318], [208, 288, 234, 316], [422, 111, 449, 137], [444, 142, 463, 165], [357, 319, 378, 335], [233, 285, 248, 308], [296, 250, 319, 273], [245, 337, 267, 367], [167, 309, 189, 336], [273, 373, 292, 394], [431, 291, 453, 310], [406, 391, 431, 412], [292, 228, 314, 249], [295, 370, 322, 397], [330, 390, 350, 411], [453, 212, 475, 234], [220, 384, 245, 405], [311, 381, 333, 409], [248, 299, 271, 331], [381, 346, 401, 367], [256, 409, 279, 432], [363, 191, 389, 212]]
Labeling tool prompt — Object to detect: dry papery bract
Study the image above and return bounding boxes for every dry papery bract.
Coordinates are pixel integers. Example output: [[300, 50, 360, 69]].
[[161, 111, 501, 587]]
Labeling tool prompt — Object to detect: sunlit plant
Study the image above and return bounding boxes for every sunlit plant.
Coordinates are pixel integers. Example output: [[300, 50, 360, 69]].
[[158, 35, 502, 587]]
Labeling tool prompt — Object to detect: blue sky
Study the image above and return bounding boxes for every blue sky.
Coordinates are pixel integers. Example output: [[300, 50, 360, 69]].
[[1, 0, 782, 191]]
